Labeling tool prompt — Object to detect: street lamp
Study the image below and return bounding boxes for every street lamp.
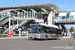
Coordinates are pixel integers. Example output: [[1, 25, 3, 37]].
[[8, 14, 14, 37]]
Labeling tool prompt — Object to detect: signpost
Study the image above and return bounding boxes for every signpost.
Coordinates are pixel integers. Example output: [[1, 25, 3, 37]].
[[8, 13, 14, 37]]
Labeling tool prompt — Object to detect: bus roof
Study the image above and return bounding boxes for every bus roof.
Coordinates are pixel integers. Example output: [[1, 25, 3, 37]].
[[40, 24, 59, 28], [30, 24, 59, 29]]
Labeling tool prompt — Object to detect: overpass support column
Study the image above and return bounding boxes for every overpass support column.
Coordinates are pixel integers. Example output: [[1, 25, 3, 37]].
[[48, 11, 53, 25], [61, 25, 67, 36]]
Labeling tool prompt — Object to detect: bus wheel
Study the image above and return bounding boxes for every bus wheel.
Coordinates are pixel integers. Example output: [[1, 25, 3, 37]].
[[45, 35, 48, 40]]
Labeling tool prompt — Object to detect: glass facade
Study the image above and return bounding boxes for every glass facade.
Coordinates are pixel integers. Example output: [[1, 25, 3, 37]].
[[18, 20, 26, 25], [62, 16, 65, 21]]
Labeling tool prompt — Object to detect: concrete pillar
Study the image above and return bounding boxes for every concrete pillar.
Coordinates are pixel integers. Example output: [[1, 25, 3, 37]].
[[48, 11, 53, 25], [26, 28, 29, 38], [9, 15, 11, 30], [27, 11, 28, 18], [24, 12, 25, 18], [30, 11, 31, 18], [26, 31, 28, 38], [32, 11, 33, 18], [18, 28, 21, 37], [34, 12, 35, 18], [27, 8, 28, 18]]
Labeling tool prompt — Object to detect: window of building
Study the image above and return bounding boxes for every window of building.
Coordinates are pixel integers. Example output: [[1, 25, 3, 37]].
[[62, 16, 65, 19]]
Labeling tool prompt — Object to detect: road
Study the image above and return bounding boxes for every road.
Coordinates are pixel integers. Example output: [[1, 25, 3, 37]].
[[0, 38, 75, 50]]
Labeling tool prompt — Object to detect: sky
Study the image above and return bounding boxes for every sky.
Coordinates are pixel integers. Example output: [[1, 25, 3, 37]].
[[0, 0, 75, 11], [0, 0, 75, 29]]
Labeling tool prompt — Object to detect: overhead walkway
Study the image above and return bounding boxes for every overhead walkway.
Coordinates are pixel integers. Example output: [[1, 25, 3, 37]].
[[0, 17, 15, 26], [54, 11, 75, 24], [53, 11, 75, 37], [0, 17, 9, 26], [2, 16, 44, 34]]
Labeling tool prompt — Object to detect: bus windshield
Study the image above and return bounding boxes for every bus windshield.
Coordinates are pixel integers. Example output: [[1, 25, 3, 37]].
[[29, 27, 41, 33]]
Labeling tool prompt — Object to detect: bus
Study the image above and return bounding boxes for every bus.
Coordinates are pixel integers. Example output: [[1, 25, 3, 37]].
[[28, 24, 62, 40]]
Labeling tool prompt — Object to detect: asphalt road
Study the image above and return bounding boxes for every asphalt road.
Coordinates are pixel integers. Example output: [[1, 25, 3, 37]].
[[0, 38, 75, 50]]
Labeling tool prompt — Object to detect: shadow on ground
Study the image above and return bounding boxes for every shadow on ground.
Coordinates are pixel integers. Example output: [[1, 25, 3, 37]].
[[28, 38, 59, 41]]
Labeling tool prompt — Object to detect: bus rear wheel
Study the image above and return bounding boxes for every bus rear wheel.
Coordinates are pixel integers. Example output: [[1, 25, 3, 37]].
[[45, 35, 48, 40]]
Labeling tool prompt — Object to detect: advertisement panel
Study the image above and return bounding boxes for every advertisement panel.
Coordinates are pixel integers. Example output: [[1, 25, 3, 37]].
[[8, 30, 13, 36]]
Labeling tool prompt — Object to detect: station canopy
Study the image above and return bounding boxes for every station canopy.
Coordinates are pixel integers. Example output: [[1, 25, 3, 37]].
[[0, 3, 61, 12]]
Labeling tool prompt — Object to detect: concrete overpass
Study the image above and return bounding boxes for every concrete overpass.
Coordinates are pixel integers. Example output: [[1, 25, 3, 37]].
[[55, 20, 75, 24]]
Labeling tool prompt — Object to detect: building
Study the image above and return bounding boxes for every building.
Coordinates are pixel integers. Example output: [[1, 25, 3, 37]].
[[0, 3, 61, 36]]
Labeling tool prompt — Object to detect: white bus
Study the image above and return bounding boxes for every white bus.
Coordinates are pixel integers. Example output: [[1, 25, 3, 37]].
[[28, 24, 62, 40]]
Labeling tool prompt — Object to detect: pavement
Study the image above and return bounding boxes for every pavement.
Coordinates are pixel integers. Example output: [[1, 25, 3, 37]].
[[0, 36, 73, 39], [0, 36, 28, 39], [0, 37, 75, 50]]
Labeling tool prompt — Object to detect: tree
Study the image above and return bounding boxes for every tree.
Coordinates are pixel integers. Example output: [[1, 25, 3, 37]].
[[70, 27, 74, 32]]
